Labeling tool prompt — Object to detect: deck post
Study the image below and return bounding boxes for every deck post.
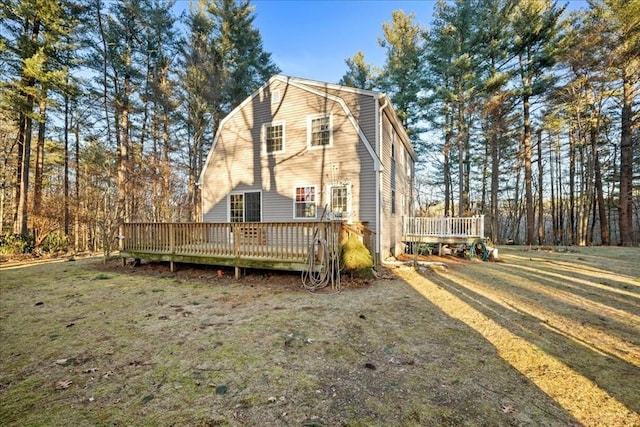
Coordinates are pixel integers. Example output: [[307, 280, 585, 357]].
[[169, 223, 175, 253], [170, 261, 175, 272]]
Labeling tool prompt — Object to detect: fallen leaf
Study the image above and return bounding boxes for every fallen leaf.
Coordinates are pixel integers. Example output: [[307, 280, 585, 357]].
[[55, 380, 73, 390], [501, 403, 515, 414]]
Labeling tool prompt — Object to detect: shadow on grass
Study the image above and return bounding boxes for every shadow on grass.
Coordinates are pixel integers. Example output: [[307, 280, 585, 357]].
[[422, 265, 640, 416]]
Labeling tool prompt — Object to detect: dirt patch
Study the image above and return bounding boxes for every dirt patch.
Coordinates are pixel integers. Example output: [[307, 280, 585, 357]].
[[1, 247, 638, 426]]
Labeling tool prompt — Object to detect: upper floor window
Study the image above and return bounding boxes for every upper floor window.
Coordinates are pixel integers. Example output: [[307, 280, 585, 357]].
[[294, 186, 316, 218], [391, 132, 396, 159], [308, 115, 332, 148], [271, 89, 281, 105], [263, 121, 285, 154]]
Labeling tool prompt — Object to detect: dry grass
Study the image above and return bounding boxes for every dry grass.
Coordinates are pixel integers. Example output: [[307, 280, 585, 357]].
[[0, 246, 638, 426]]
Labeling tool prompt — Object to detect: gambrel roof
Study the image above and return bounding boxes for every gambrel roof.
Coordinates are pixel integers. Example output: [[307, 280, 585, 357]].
[[197, 74, 416, 186]]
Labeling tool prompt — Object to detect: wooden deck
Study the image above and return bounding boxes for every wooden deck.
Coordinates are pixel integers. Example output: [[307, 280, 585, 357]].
[[119, 221, 342, 276], [402, 216, 485, 246]]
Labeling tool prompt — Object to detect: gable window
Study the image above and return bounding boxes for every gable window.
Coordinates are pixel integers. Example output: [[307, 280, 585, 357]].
[[271, 89, 281, 105], [308, 115, 332, 148], [263, 121, 285, 154], [294, 186, 316, 219], [229, 191, 261, 222]]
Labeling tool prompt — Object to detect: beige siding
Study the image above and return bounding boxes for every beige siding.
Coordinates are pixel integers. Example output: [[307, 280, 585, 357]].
[[379, 110, 413, 258], [201, 79, 377, 228]]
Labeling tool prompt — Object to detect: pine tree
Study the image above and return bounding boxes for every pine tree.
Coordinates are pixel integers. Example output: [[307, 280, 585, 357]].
[[0, 0, 80, 235], [509, 0, 565, 244], [339, 51, 376, 90], [377, 10, 428, 147]]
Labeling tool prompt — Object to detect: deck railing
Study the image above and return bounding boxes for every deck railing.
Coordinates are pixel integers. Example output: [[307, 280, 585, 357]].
[[403, 215, 484, 239], [121, 221, 342, 262]]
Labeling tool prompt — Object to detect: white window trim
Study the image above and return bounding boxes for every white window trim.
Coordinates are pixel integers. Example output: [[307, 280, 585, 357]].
[[293, 185, 318, 219], [228, 190, 263, 222], [307, 114, 333, 149], [326, 182, 352, 223], [261, 120, 286, 155]]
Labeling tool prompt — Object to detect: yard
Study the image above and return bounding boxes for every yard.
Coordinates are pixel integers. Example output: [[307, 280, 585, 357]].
[[1, 247, 638, 426]]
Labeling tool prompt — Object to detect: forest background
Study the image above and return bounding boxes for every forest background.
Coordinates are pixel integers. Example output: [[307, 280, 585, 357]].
[[0, 0, 638, 257]]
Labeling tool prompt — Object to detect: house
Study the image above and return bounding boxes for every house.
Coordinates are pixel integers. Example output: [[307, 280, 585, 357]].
[[198, 75, 416, 263]]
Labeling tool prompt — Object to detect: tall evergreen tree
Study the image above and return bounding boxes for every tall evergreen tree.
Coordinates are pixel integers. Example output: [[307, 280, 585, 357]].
[[509, 0, 565, 244], [179, 0, 279, 221], [377, 10, 428, 147], [339, 51, 376, 90], [586, 0, 640, 246], [425, 0, 480, 216], [0, 0, 80, 235], [209, 0, 280, 116], [474, 0, 517, 242]]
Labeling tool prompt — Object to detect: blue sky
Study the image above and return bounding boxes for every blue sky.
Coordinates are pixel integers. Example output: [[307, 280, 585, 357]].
[[174, 0, 589, 85], [251, 0, 436, 84], [249, 0, 589, 85]]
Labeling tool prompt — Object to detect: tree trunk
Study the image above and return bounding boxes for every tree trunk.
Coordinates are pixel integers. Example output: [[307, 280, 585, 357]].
[[15, 111, 33, 236], [444, 107, 453, 217], [33, 96, 46, 215], [457, 101, 465, 217], [569, 129, 576, 244], [618, 69, 635, 246], [549, 131, 557, 244], [64, 92, 70, 235], [74, 103, 81, 252], [522, 92, 534, 245], [593, 129, 609, 245], [490, 131, 499, 243], [537, 129, 544, 245]]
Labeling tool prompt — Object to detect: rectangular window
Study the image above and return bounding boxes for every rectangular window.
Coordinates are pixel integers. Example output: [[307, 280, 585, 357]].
[[309, 115, 332, 147], [230, 194, 244, 222], [264, 122, 284, 154], [271, 89, 281, 105], [391, 189, 396, 215], [391, 132, 396, 159], [294, 186, 316, 218], [229, 191, 261, 222]]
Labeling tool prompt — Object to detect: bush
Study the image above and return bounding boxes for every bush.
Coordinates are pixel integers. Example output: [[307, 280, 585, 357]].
[[42, 231, 70, 253], [341, 234, 373, 276], [0, 232, 36, 255]]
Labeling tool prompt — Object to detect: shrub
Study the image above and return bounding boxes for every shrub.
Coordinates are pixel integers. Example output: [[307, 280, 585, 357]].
[[42, 231, 70, 253], [341, 234, 373, 276], [0, 232, 36, 255]]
